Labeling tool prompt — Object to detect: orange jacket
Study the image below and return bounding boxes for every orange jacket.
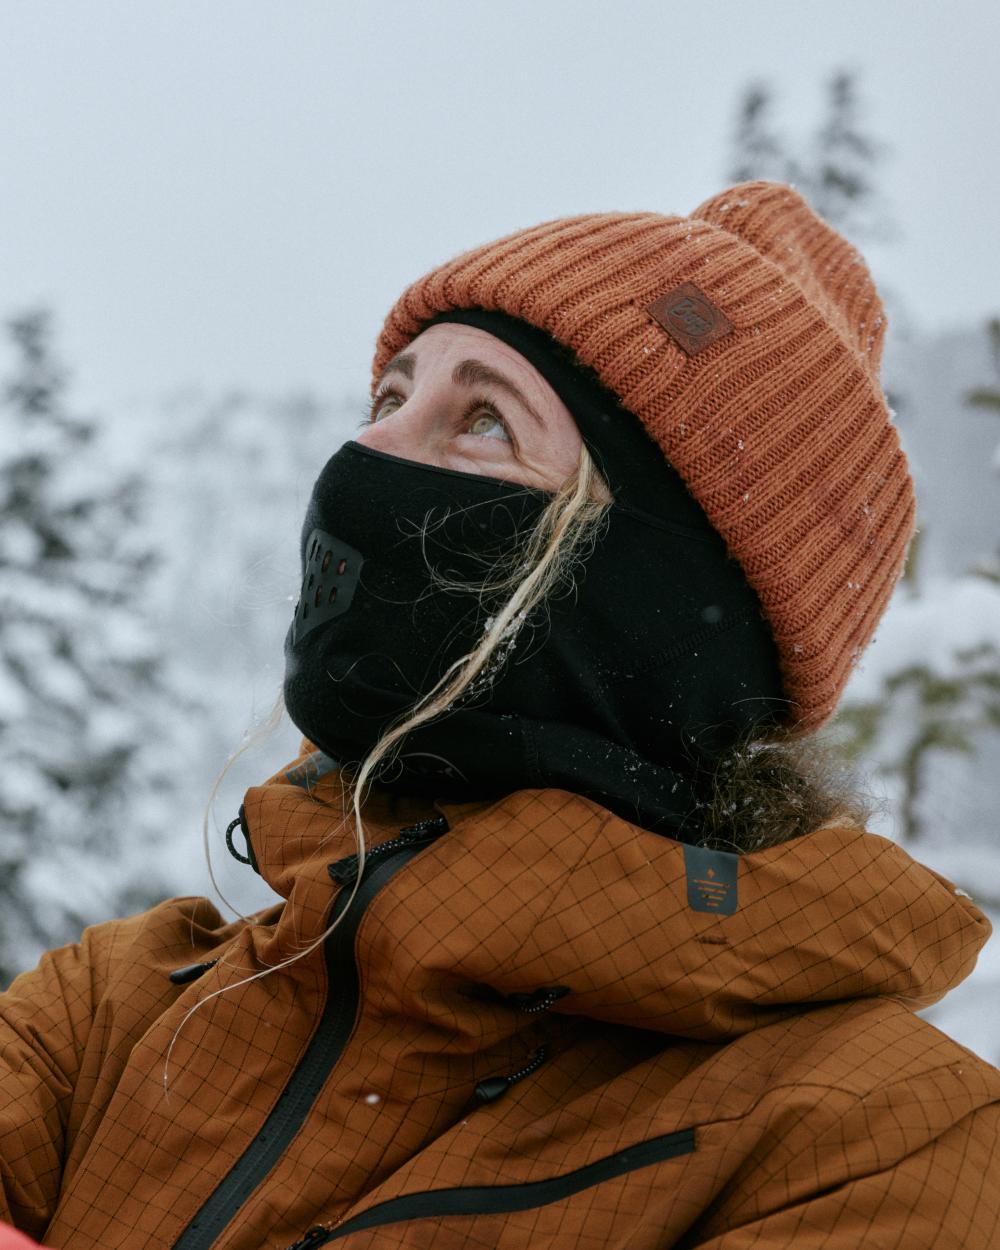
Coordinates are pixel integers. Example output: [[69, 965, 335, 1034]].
[[2, 746, 998, 1249]]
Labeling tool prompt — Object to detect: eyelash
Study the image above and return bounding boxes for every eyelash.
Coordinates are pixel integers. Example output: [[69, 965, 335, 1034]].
[[361, 387, 513, 443]]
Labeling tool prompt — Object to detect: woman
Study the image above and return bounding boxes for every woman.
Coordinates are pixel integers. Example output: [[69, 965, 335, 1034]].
[[1, 180, 998, 1249]]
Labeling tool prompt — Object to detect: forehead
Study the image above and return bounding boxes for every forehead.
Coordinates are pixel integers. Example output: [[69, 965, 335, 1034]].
[[376, 321, 582, 439], [406, 322, 538, 374]]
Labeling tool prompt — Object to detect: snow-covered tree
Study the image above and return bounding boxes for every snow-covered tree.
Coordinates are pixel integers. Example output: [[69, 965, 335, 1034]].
[[833, 569, 1000, 844], [832, 318, 1000, 854], [726, 78, 1000, 1066], [144, 385, 349, 746], [107, 384, 359, 915], [726, 65, 911, 423], [965, 316, 1000, 471], [728, 68, 895, 245], [802, 69, 897, 246], [728, 79, 803, 188], [0, 310, 191, 984]]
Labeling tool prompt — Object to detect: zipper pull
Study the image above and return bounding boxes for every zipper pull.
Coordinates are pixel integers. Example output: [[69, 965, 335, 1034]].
[[168, 959, 218, 986], [327, 814, 449, 887], [327, 856, 363, 887], [285, 1226, 331, 1250], [506, 986, 571, 1015], [473, 1044, 548, 1106]]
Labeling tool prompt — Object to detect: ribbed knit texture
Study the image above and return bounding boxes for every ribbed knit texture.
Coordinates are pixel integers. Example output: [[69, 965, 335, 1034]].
[[372, 180, 916, 729]]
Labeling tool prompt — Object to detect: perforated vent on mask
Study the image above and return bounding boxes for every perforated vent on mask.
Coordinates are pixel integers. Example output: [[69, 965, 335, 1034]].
[[290, 528, 364, 644]]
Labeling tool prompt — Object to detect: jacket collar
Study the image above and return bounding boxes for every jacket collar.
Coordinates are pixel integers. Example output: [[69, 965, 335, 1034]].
[[239, 744, 991, 1044]]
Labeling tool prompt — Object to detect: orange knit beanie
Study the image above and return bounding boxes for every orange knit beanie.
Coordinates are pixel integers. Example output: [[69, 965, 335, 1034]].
[[372, 180, 916, 730]]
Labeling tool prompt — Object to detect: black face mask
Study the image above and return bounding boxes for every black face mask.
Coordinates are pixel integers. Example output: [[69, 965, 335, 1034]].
[[283, 439, 785, 839]]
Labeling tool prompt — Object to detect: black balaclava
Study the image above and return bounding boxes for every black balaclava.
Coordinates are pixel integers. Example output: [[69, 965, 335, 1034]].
[[283, 312, 786, 839]]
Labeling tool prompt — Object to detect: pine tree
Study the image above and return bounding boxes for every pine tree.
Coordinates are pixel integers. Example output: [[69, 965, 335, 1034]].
[[0, 309, 188, 984], [728, 68, 896, 244], [966, 316, 1000, 413], [726, 67, 909, 411], [801, 69, 897, 246], [833, 621, 1000, 843], [965, 316, 1000, 472], [835, 317, 1000, 842], [728, 80, 805, 188]]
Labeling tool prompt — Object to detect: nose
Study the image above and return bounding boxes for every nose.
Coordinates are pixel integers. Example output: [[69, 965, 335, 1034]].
[[355, 397, 442, 467]]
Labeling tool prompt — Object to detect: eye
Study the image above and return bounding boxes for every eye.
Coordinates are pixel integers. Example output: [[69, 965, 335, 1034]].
[[367, 388, 514, 445], [370, 389, 403, 421], [467, 410, 511, 442]]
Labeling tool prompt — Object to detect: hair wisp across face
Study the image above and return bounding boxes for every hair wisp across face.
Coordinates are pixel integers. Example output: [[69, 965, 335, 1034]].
[[346, 438, 612, 809]]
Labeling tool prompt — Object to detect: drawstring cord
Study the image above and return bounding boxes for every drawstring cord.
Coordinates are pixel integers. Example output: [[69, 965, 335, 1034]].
[[470, 983, 568, 1105], [225, 804, 258, 870], [283, 1028, 553, 1244]]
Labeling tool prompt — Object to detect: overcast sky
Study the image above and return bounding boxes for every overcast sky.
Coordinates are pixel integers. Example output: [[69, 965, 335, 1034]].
[[2, 0, 998, 415]]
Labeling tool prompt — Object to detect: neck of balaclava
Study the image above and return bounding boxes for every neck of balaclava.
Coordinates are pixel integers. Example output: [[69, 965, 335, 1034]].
[[368, 505, 785, 840], [374, 710, 704, 838]]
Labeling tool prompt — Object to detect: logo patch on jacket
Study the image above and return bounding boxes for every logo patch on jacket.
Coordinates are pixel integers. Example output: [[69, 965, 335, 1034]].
[[285, 750, 339, 790], [646, 282, 735, 356], [683, 843, 739, 915]]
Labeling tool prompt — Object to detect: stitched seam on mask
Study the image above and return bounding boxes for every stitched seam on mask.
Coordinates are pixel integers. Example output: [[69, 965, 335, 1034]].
[[345, 440, 553, 499], [610, 502, 724, 543]]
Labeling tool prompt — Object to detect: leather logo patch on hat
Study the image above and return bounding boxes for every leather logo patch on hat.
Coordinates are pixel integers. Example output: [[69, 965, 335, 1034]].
[[647, 282, 735, 356]]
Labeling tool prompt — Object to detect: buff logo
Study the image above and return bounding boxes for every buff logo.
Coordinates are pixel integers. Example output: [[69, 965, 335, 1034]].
[[647, 282, 735, 356], [670, 296, 712, 335]]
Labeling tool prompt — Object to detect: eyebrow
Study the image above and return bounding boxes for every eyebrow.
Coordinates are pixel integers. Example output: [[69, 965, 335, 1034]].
[[377, 351, 545, 428], [379, 351, 417, 381]]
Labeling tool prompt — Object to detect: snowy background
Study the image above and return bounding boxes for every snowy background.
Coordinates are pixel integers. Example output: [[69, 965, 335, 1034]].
[[1, 2, 998, 1063]]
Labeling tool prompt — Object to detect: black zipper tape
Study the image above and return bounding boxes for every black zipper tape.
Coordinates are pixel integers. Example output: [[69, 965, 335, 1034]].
[[169, 820, 448, 1250], [291, 1127, 696, 1246], [286, 1227, 331, 1250], [328, 815, 448, 887]]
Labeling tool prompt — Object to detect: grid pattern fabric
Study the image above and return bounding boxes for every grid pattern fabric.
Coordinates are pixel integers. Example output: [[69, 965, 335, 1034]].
[[371, 181, 916, 730], [0, 749, 997, 1249]]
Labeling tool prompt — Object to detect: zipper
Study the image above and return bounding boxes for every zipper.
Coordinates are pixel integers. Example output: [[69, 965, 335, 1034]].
[[283, 1127, 696, 1247], [285, 1228, 331, 1250], [327, 815, 448, 886], [169, 816, 449, 1250]]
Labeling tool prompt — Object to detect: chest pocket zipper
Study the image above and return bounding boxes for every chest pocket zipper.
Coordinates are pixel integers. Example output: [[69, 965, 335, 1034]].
[[280, 1127, 697, 1248]]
